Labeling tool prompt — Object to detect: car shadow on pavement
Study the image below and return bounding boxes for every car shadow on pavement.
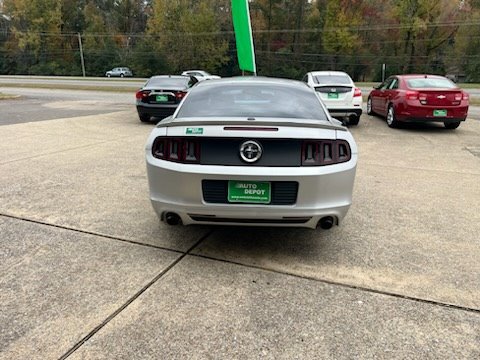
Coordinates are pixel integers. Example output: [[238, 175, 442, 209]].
[[366, 114, 460, 133]]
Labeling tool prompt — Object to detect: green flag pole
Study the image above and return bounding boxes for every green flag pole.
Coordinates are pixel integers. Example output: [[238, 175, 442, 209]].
[[231, 0, 256, 75]]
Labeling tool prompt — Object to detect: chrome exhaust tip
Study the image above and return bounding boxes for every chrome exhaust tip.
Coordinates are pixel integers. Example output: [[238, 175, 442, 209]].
[[318, 216, 334, 230], [165, 212, 182, 226]]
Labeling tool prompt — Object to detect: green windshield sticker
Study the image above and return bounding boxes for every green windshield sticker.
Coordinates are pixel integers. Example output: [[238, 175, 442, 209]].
[[186, 128, 203, 135]]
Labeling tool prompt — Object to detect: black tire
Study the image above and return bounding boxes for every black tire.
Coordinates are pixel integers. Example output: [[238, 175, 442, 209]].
[[444, 121, 461, 129], [366, 97, 374, 115], [139, 114, 150, 122], [107, 74, 111, 78], [349, 115, 360, 126], [386, 104, 399, 128], [120, 73, 124, 78]]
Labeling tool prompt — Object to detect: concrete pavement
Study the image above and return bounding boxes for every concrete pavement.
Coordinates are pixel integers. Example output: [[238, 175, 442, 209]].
[[0, 105, 479, 359]]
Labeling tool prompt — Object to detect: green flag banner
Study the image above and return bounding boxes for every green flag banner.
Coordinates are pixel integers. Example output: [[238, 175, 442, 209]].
[[231, 0, 256, 74]]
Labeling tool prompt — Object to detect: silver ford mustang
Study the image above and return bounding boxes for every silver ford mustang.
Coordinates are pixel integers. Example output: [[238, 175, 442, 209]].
[[145, 77, 358, 229]]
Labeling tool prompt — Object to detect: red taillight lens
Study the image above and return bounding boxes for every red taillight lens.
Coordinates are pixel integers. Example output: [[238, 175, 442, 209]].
[[136, 90, 150, 100], [418, 93, 428, 105], [406, 91, 419, 100], [301, 140, 351, 166], [455, 93, 462, 101], [354, 88, 362, 97], [463, 92, 469, 101], [175, 91, 187, 100], [152, 137, 200, 163]]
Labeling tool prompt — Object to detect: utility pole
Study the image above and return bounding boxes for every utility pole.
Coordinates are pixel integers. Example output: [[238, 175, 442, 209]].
[[77, 33, 86, 77]]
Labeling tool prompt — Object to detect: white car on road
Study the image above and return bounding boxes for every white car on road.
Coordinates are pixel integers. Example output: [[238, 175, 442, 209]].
[[303, 71, 362, 125], [181, 70, 221, 81]]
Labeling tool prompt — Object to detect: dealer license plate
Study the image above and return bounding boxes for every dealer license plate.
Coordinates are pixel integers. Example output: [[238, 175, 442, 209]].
[[156, 95, 169, 102], [227, 181, 271, 204], [433, 109, 447, 117], [328, 93, 339, 99]]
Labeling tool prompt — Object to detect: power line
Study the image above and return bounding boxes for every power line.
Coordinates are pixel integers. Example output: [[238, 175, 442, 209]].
[[3, 19, 480, 38]]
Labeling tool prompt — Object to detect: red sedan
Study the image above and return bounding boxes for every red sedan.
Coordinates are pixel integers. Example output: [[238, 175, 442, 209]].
[[367, 75, 469, 129]]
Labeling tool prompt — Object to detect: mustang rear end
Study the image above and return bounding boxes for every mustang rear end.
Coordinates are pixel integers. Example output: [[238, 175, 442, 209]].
[[145, 77, 358, 229]]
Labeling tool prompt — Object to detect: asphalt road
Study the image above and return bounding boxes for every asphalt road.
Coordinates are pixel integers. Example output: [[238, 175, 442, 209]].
[[0, 88, 479, 359], [0, 88, 133, 125], [1, 85, 479, 126]]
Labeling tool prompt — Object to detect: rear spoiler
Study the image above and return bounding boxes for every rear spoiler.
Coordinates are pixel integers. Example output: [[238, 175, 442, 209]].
[[156, 117, 347, 132]]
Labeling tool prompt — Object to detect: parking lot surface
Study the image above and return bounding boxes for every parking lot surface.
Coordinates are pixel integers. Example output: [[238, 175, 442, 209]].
[[0, 96, 479, 359]]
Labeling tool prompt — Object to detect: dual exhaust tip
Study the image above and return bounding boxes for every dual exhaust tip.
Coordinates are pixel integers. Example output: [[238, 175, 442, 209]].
[[164, 212, 335, 230], [318, 216, 334, 230], [165, 212, 182, 226]]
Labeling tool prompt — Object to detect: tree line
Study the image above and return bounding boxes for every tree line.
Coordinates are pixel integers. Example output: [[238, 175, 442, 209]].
[[0, 0, 479, 81]]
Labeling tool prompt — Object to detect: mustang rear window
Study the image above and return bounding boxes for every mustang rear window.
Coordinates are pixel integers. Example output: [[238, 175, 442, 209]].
[[147, 78, 189, 87], [407, 78, 457, 89], [177, 83, 328, 120]]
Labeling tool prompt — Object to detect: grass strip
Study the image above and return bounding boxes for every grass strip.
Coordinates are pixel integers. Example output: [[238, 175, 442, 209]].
[[0, 92, 21, 100]]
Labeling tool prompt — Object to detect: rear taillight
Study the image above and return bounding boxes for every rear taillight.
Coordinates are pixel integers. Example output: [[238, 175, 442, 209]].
[[152, 137, 200, 163], [301, 140, 351, 166], [463, 92, 469, 101], [418, 93, 427, 105], [406, 90, 419, 100], [175, 91, 187, 100], [354, 88, 362, 97], [136, 90, 150, 100]]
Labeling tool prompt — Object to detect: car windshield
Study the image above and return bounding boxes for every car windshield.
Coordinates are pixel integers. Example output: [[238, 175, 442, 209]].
[[176, 83, 328, 120], [147, 77, 189, 87], [314, 75, 351, 85], [407, 78, 456, 89]]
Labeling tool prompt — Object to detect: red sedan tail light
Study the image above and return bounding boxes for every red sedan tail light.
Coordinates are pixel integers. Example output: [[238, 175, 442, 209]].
[[418, 93, 428, 105], [406, 90, 419, 100], [354, 88, 362, 97], [463, 92, 469, 101], [301, 140, 351, 166], [152, 137, 200, 163], [136, 90, 150, 100]]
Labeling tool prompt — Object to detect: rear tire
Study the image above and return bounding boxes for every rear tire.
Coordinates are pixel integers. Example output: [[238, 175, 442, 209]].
[[386, 105, 399, 128], [120, 73, 124, 78], [444, 121, 460, 129], [349, 115, 360, 126], [367, 97, 374, 115], [139, 114, 150, 123], [107, 74, 111, 78]]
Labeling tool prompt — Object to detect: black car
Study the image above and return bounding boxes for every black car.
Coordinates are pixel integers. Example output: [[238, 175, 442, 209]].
[[136, 75, 198, 122]]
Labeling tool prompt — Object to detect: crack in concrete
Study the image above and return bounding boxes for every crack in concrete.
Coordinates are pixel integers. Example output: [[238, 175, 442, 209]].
[[192, 254, 480, 315], [0, 213, 183, 254], [58, 229, 214, 360], [2, 213, 479, 359]]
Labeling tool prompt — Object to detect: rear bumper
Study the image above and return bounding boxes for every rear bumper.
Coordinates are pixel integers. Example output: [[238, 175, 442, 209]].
[[327, 108, 362, 118], [396, 103, 468, 122], [146, 154, 357, 229], [400, 117, 466, 123], [137, 103, 178, 119]]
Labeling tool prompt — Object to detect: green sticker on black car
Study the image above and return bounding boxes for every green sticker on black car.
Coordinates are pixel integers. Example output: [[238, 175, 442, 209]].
[[186, 128, 203, 135]]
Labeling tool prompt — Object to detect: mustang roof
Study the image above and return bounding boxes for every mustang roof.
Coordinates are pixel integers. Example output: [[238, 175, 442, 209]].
[[194, 76, 311, 89]]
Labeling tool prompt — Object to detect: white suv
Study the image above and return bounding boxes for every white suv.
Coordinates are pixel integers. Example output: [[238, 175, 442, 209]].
[[181, 70, 221, 81], [303, 71, 362, 125]]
